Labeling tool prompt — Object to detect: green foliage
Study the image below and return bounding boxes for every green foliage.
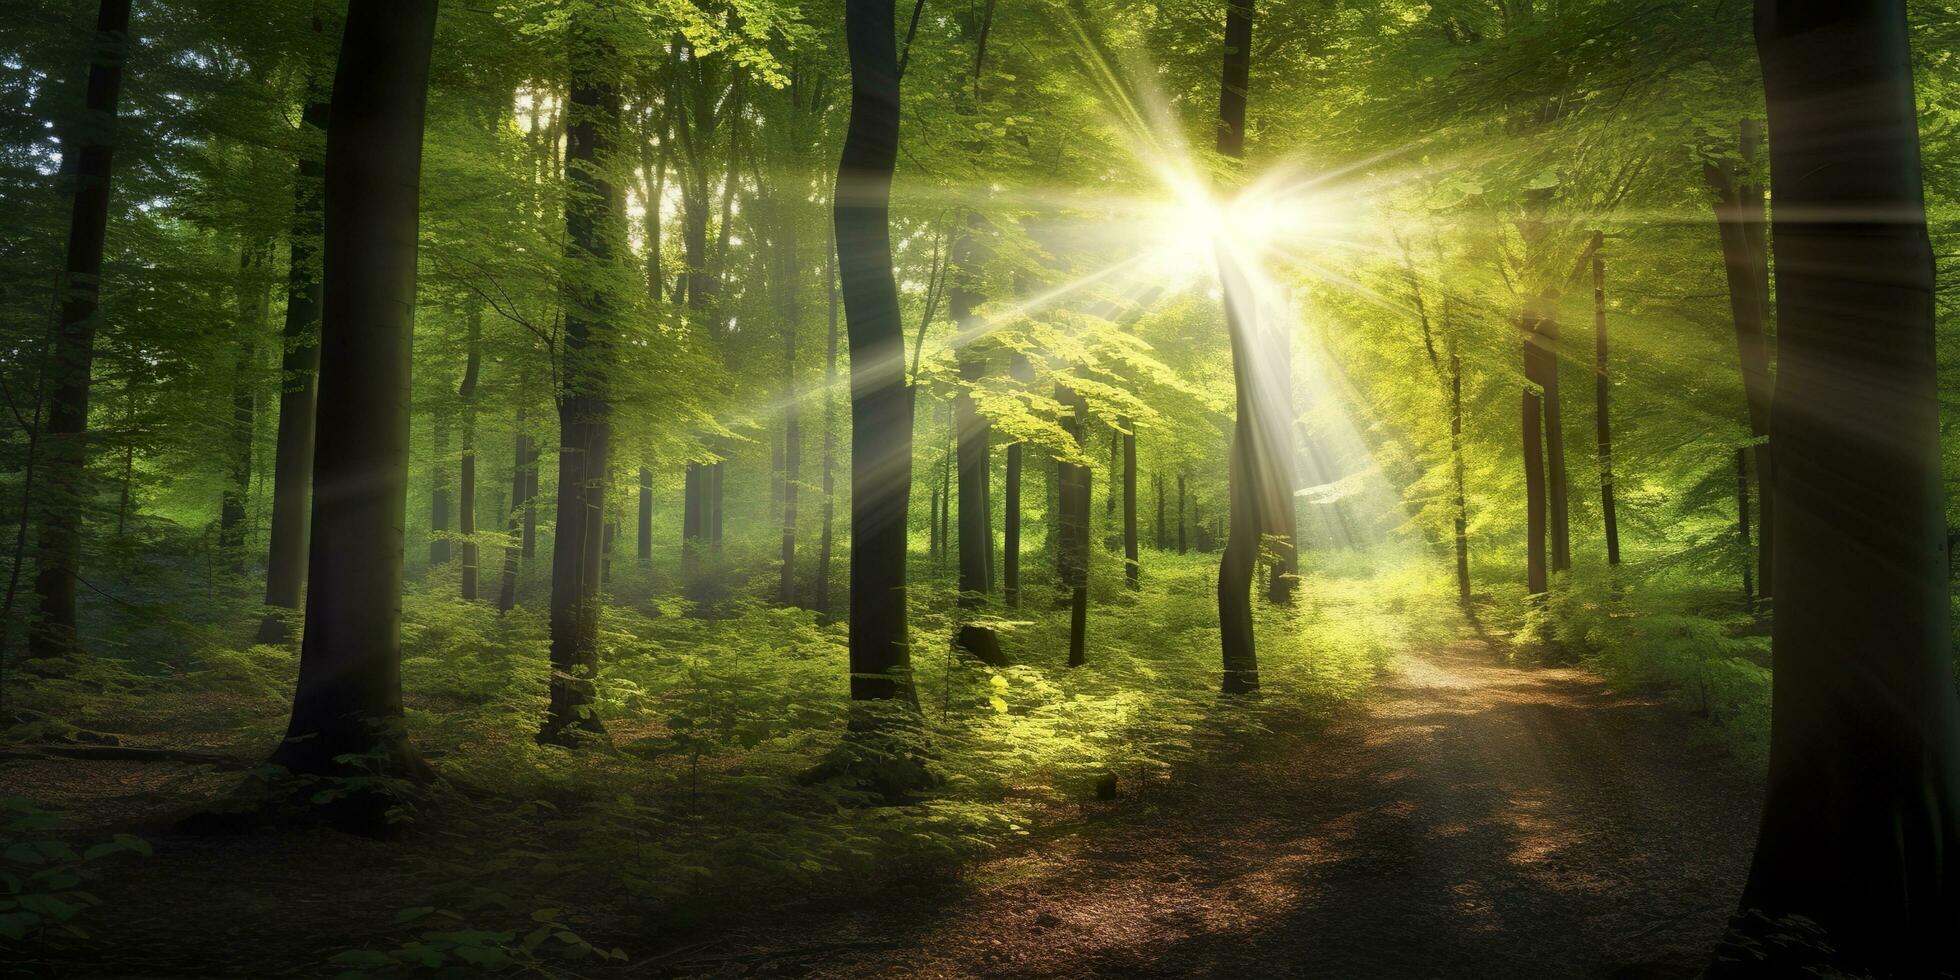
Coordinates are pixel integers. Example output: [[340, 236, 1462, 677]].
[[0, 798, 148, 947]]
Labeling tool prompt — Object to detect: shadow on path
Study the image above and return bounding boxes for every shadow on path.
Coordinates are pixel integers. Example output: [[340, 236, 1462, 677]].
[[744, 642, 1761, 979]]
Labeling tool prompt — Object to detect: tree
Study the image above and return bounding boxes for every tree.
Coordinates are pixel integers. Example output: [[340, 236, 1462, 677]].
[[270, 0, 438, 782], [27, 0, 132, 659], [836, 0, 914, 704], [1720, 1, 1960, 972], [256, 29, 330, 645], [538, 11, 622, 747], [1703, 120, 1774, 600]]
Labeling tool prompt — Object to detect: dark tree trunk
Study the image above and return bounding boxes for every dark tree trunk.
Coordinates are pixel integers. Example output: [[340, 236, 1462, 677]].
[[775, 145, 803, 607], [951, 215, 1002, 663], [221, 246, 266, 568], [1003, 351, 1029, 609], [1592, 237, 1620, 567], [428, 412, 450, 566], [1722, 5, 1960, 972], [539, 19, 620, 747], [257, 79, 329, 645], [637, 466, 652, 564], [1121, 421, 1139, 589], [815, 228, 839, 618], [1705, 120, 1775, 600], [270, 0, 436, 779], [1522, 311, 1550, 596], [1736, 447, 1754, 604], [1211, 0, 1291, 689], [1177, 474, 1187, 553], [458, 307, 481, 600], [837, 0, 915, 703], [497, 410, 530, 612], [28, 0, 132, 659], [1154, 473, 1165, 551], [1057, 384, 1089, 668]]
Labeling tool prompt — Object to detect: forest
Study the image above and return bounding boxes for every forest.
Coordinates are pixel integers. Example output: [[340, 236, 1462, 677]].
[[1, 0, 1958, 976]]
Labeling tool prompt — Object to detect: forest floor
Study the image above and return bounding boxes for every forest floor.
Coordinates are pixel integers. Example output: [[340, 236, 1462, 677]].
[[666, 639, 1763, 979], [5, 637, 1763, 978]]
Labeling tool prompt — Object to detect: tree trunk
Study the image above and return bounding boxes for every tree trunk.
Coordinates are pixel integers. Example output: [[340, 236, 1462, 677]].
[[1522, 313, 1549, 597], [458, 307, 481, 600], [815, 227, 839, 618], [1154, 473, 1166, 551], [497, 410, 530, 612], [951, 214, 1002, 662], [27, 0, 132, 659], [1214, 0, 1261, 694], [1003, 352, 1029, 609], [1057, 383, 1089, 668], [221, 246, 267, 569], [837, 0, 915, 704], [1592, 237, 1620, 567], [270, 0, 436, 781], [1736, 447, 1754, 604], [1723, 5, 1960, 971], [1705, 120, 1776, 600], [256, 75, 328, 645], [539, 19, 620, 747], [1177, 474, 1187, 553], [428, 411, 450, 565], [637, 466, 652, 564], [1121, 421, 1139, 589]]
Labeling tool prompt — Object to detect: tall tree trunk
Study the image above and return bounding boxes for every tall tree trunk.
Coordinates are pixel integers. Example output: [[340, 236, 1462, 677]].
[[458, 307, 481, 600], [497, 407, 530, 612], [1592, 236, 1620, 567], [1121, 420, 1139, 588], [1736, 447, 1754, 604], [1002, 351, 1030, 609], [837, 0, 915, 704], [271, 0, 436, 781], [256, 76, 329, 645], [1154, 473, 1165, 551], [221, 245, 267, 569], [1706, 120, 1775, 600], [1521, 312, 1550, 597], [1211, 0, 1294, 683], [1058, 383, 1089, 667], [428, 411, 450, 565], [637, 466, 652, 564], [27, 0, 132, 659], [1177, 474, 1187, 553], [951, 214, 1002, 662], [815, 227, 839, 618], [1724, 5, 1960, 971], [539, 18, 620, 747]]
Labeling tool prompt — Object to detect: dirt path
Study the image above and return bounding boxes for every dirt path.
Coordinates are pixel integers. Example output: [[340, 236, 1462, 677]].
[[702, 641, 1763, 979]]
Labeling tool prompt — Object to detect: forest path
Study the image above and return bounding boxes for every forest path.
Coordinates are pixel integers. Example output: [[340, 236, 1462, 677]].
[[707, 640, 1762, 979]]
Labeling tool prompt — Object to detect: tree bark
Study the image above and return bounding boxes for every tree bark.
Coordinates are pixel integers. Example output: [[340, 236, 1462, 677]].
[[257, 75, 329, 645], [815, 227, 839, 618], [428, 411, 450, 565], [270, 0, 436, 780], [1057, 383, 1089, 667], [27, 0, 132, 659], [1592, 236, 1620, 567], [1214, 0, 1262, 694], [1736, 447, 1754, 604], [1722, 4, 1960, 972], [1705, 120, 1775, 600], [1122, 420, 1139, 589], [837, 0, 915, 704], [1002, 351, 1030, 609], [539, 18, 620, 747], [497, 409, 530, 612], [637, 466, 652, 565], [221, 245, 268, 568], [458, 307, 481, 600]]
